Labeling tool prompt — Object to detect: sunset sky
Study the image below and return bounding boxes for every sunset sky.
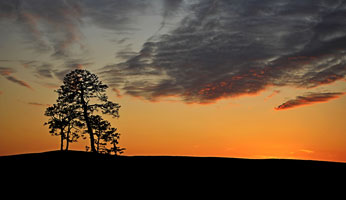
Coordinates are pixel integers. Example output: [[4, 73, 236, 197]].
[[1, 0, 346, 162]]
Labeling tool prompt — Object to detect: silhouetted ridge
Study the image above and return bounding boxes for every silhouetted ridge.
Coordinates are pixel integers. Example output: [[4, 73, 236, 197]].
[[1, 151, 345, 169]]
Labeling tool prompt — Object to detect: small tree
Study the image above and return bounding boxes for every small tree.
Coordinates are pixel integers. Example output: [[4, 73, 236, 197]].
[[65, 119, 84, 151], [55, 69, 121, 153], [44, 104, 66, 151], [89, 115, 125, 155], [103, 128, 126, 156], [89, 115, 110, 153], [44, 101, 81, 151]]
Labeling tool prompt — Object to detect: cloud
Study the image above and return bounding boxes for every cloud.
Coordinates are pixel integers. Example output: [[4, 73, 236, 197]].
[[265, 90, 280, 101], [19, 58, 93, 81], [36, 66, 54, 78], [157, 0, 184, 32], [162, 0, 183, 19], [81, 0, 153, 31], [275, 92, 345, 110], [115, 44, 138, 61], [0, 0, 85, 58], [21, 60, 38, 69], [102, 0, 346, 104], [0, 67, 33, 90], [1, 0, 346, 104], [30, 63, 54, 78], [299, 149, 314, 154], [28, 102, 50, 107], [41, 83, 60, 89], [112, 88, 123, 98], [15, 61, 54, 78], [0, 67, 14, 75], [5, 76, 33, 90], [52, 59, 94, 81], [0, 0, 153, 60]]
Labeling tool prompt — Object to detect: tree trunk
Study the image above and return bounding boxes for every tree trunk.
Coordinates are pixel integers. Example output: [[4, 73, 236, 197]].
[[60, 128, 64, 151], [65, 124, 71, 151], [113, 143, 118, 156], [81, 89, 96, 152], [96, 134, 100, 153]]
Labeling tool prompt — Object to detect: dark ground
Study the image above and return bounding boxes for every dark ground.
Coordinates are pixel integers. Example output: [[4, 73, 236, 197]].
[[1, 150, 345, 172], [1, 151, 344, 192], [1, 150, 346, 184]]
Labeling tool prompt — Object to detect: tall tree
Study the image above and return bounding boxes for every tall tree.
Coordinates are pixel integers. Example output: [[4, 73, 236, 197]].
[[56, 69, 120, 152]]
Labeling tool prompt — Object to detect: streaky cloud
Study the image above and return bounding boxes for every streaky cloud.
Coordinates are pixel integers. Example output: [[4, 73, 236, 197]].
[[0, 0, 153, 60], [112, 88, 123, 98], [0, 0, 84, 58], [5, 75, 33, 90], [0, 67, 33, 90], [28, 102, 50, 107], [0, 66, 14, 76], [275, 92, 345, 110]]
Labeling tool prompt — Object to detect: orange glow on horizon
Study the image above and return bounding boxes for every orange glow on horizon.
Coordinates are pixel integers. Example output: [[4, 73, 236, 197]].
[[0, 87, 346, 163], [1, 0, 346, 164]]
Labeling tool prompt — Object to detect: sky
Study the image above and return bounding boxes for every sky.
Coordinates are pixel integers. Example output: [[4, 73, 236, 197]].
[[0, 0, 346, 162]]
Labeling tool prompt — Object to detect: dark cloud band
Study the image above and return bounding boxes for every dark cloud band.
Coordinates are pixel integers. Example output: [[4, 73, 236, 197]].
[[275, 92, 345, 110], [103, 0, 346, 103]]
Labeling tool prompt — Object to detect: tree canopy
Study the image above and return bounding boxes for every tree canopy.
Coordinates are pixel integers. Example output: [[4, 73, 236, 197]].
[[44, 69, 124, 155]]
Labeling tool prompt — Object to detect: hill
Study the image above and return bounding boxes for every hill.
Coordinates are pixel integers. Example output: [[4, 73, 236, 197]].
[[2, 150, 346, 183], [2, 151, 345, 189], [1, 150, 345, 173]]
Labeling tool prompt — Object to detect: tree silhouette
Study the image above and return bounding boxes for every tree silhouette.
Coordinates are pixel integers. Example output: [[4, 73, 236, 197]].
[[89, 115, 109, 153], [54, 69, 121, 153], [89, 115, 125, 155], [44, 100, 82, 151]]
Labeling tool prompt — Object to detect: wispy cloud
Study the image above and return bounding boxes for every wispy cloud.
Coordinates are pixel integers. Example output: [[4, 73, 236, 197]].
[[0, 0, 154, 60], [28, 102, 50, 107], [41, 83, 60, 89], [0, 67, 33, 90], [299, 149, 314, 154], [275, 92, 345, 110], [0, 0, 84, 58], [0, 67, 13, 76], [112, 88, 123, 98], [5, 76, 33, 90], [265, 90, 280, 101], [18, 58, 93, 81]]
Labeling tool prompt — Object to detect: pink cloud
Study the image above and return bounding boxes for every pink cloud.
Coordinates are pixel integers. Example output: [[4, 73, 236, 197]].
[[0, 67, 33, 90], [112, 88, 123, 98]]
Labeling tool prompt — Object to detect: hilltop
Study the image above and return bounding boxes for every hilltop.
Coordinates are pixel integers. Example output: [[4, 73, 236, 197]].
[[2, 150, 345, 191], [1, 150, 344, 173]]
